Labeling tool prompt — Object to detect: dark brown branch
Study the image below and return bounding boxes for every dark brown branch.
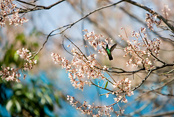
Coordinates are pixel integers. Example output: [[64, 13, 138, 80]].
[[13, 0, 65, 14], [97, 63, 174, 74], [132, 63, 174, 91], [16, 0, 37, 7], [18, 0, 65, 9]]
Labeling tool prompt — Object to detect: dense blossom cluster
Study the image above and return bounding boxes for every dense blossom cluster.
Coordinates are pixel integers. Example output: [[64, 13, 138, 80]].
[[67, 95, 123, 117], [0, 0, 28, 27], [122, 27, 161, 70], [66, 78, 133, 116], [51, 30, 135, 116], [51, 50, 105, 91], [113, 78, 133, 103], [0, 66, 21, 82], [17, 48, 37, 70]]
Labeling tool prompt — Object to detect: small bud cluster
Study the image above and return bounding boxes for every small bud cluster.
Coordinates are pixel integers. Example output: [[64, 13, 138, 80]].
[[113, 78, 133, 103], [17, 48, 37, 71], [0, 0, 28, 27], [51, 51, 105, 91], [145, 13, 161, 30], [162, 5, 170, 19], [0, 66, 21, 82], [67, 95, 123, 117], [123, 28, 161, 70]]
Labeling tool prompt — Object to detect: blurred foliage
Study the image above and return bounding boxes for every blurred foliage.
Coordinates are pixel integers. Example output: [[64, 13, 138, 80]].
[[0, 29, 39, 67], [0, 78, 61, 117], [0, 28, 62, 117]]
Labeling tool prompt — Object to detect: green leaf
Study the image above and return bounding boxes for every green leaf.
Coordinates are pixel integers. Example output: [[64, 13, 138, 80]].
[[34, 109, 39, 116], [33, 42, 39, 47], [54, 93, 59, 104], [15, 90, 22, 96], [15, 100, 21, 112], [41, 98, 46, 105], [6, 100, 13, 111], [104, 81, 108, 88], [54, 95, 61, 108], [45, 95, 52, 105], [15, 33, 26, 46], [14, 51, 19, 62], [25, 92, 34, 99], [13, 83, 23, 90]]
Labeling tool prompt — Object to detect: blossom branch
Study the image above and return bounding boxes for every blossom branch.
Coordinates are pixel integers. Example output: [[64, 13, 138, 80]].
[[119, 7, 174, 46], [122, 0, 174, 33], [139, 32, 166, 64]]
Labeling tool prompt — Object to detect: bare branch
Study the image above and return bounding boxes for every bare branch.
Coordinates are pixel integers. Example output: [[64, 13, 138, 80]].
[[50, 1, 123, 35], [132, 70, 152, 91]]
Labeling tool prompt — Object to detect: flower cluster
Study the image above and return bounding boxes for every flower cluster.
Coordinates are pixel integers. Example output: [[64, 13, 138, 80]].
[[0, 48, 36, 82], [113, 78, 133, 103], [17, 48, 37, 70], [9, 9, 28, 26], [145, 13, 161, 30], [67, 95, 123, 117], [0, 0, 28, 27], [51, 50, 105, 91], [122, 27, 161, 70], [0, 66, 21, 82]]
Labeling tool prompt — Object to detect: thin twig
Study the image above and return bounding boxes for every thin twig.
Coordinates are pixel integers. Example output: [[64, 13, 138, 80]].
[[132, 70, 152, 91]]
